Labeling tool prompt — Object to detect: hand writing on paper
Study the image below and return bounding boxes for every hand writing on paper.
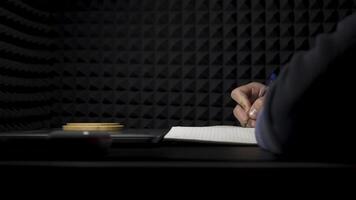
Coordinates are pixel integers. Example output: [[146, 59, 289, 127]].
[[231, 82, 267, 128]]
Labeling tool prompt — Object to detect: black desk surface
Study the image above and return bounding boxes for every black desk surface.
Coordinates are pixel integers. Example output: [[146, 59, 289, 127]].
[[0, 129, 355, 169]]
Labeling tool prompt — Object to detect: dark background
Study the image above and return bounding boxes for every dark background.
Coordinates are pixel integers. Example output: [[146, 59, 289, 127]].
[[1, 0, 356, 131]]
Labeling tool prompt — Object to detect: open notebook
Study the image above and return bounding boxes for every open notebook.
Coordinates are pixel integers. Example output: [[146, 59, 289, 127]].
[[164, 126, 257, 144]]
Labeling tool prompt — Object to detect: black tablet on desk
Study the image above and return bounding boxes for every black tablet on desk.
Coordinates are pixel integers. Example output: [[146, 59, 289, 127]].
[[49, 129, 164, 146], [0, 129, 165, 145], [0, 130, 49, 145], [110, 129, 165, 146]]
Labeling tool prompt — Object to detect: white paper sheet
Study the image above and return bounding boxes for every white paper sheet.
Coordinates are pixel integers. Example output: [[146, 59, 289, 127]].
[[164, 126, 257, 144]]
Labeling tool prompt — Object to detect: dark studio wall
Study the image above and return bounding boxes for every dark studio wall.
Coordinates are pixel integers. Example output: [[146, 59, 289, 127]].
[[1, 0, 356, 131], [0, 0, 54, 132], [52, 0, 356, 129]]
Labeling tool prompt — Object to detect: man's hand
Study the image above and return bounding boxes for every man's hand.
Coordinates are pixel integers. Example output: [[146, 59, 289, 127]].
[[231, 82, 267, 128]]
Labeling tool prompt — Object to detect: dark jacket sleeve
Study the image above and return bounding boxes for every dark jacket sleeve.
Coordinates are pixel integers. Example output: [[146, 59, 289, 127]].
[[256, 13, 356, 157]]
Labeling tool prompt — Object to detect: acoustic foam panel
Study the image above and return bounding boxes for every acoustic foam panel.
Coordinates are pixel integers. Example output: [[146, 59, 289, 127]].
[[1, 0, 356, 131], [52, 0, 356, 129], [0, 0, 54, 131]]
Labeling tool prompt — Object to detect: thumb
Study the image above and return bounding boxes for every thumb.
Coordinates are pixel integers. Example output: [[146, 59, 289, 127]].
[[249, 97, 265, 120]]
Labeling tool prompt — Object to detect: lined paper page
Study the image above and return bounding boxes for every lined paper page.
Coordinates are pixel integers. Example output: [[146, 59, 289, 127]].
[[164, 126, 257, 144]]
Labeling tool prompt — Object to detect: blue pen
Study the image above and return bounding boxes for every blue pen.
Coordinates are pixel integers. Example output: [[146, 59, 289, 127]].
[[267, 68, 280, 85]]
